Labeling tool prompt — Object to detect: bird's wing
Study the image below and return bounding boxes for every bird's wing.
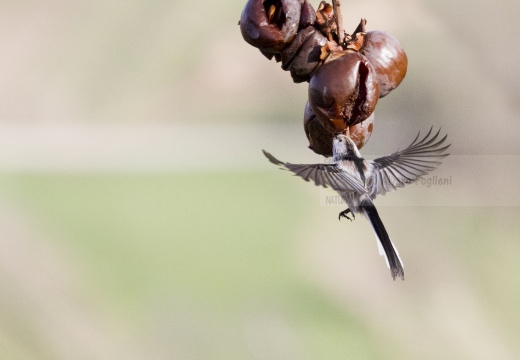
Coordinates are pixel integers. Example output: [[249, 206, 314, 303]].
[[368, 128, 450, 198], [262, 150, 366, 194]]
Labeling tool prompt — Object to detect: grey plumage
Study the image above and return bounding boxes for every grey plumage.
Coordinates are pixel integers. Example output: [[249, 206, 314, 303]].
[[262, 128, 450, 280]]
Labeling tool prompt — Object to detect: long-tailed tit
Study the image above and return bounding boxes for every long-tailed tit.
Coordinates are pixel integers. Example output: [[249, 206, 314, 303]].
[[263, 128, 450, 280]]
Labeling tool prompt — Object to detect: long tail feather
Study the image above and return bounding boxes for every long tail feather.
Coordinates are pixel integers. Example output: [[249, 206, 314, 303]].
[[360, 199, 404, 280]]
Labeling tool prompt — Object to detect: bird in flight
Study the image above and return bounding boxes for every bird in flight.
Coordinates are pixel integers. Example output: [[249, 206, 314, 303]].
[[263, 128, 450, 280]]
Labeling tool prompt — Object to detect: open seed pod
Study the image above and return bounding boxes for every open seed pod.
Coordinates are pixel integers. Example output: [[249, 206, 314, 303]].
[[304, 101, 374, 157], [240, 0, 302, 54], [359, 30, 408, 98], [308, 51, 380, 131]]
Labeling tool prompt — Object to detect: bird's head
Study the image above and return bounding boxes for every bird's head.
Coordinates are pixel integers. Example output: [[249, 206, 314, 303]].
[[333, 134, 362, 161]]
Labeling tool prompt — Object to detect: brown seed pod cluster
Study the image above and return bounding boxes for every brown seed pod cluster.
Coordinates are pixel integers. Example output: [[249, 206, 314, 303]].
[[239, 0, 408, 156]]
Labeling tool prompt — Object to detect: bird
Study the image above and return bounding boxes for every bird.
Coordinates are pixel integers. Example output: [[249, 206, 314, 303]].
[[262, 127, 450, 280]]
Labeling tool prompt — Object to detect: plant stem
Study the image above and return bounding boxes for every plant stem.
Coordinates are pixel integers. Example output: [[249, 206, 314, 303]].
[[332, 0, 344, 44]]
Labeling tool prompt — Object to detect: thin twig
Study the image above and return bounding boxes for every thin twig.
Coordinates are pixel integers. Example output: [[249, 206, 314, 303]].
[[332, 0, 344, 45]]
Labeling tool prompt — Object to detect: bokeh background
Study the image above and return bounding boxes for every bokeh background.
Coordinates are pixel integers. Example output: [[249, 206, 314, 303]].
[[1, 0, 519, 359]]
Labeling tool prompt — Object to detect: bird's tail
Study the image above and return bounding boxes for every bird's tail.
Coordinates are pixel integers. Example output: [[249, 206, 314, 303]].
[[360, 199, 404, 280]]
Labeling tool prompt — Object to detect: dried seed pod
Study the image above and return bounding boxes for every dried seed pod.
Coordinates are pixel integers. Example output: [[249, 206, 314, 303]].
[[281, 26, 316, 66], [359, 30, 408, 97], [240, 0, 301, 54], [308, 51, 380, 131], [303, 101, 337, 156], [284, 29, 327, 83], [304, 102, 374, 157]]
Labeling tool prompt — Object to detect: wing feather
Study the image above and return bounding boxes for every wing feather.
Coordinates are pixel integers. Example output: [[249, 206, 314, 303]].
[[368, 128, 450, 198], [262, 150, 366, 194]]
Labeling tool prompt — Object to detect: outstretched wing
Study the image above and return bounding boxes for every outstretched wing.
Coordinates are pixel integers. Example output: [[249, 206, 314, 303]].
[[262, 150, 366, 194], [368, 128, 450, 198]]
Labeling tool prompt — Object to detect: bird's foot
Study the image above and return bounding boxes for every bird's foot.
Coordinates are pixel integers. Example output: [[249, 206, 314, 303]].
[[338, 208, 355, 222]]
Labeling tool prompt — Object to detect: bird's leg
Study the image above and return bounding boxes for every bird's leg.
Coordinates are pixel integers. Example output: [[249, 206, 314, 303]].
[[338, 208, 355, 221]]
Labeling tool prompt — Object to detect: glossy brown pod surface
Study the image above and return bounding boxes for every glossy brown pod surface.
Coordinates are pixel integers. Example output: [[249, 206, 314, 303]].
[[348, 113, 374, 150], [240, 0, 301, 53], [285, 30, 327, 83], [280, 26, 316, 66], [308, 51, 379, 131], [359, 30, 407, 97]]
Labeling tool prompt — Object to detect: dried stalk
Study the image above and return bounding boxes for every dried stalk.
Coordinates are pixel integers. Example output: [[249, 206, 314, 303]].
[[332, 0, 344, 44]]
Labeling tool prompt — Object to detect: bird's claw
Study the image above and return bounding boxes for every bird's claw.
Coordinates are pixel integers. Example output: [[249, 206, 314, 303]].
[[339, 214, 352, 221], [338, 209, 354, 222]]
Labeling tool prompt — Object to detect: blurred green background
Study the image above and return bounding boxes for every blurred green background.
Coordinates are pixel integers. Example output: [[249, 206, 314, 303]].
[[1, 0, 520, 359]]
